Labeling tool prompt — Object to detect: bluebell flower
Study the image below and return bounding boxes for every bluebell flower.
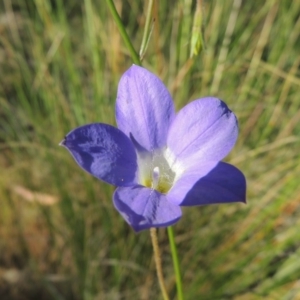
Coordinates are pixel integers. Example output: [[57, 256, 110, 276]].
[[61, 65, 246, 232]]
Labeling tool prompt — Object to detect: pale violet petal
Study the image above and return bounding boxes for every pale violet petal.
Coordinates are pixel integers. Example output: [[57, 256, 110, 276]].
[[166, 97, 238, 173], [116, 65, 175, 151]]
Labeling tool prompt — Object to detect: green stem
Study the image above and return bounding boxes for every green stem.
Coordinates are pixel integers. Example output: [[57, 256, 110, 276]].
[[167, 226, 184, 300], [139, 0, 154, 60], [105, 0, 141, 65]]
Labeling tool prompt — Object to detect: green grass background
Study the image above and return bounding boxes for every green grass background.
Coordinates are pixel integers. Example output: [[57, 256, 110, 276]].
[[1, 0, 300, 299]]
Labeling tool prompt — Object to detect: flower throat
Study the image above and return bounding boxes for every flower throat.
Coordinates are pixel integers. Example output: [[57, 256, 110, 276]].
[[138, 150, 175, 194]]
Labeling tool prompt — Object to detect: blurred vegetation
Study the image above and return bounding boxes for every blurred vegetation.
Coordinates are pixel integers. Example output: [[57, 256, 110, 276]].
[[0, 0, 300, 299]]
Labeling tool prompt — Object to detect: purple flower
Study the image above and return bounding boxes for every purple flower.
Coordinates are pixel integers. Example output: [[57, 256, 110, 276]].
[[60, 65, 246, 232]]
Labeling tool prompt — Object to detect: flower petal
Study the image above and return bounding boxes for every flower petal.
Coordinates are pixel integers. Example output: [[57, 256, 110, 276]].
[[60, 123, 137, 186], [168, 161, 246, 206], [113, 185, 182, 232], [166, 97, 238, 173], [116, 65, 175, 152]]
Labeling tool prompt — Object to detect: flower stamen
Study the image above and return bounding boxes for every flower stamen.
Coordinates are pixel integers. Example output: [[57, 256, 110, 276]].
[[152, 166, 160, 190]]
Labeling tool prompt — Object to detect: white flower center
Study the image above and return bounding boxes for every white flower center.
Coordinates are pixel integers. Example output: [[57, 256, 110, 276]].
[[137, 149, 176, 194]]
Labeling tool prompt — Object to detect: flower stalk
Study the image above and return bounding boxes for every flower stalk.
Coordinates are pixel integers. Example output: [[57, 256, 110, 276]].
[[150, 228, 170, 300]]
